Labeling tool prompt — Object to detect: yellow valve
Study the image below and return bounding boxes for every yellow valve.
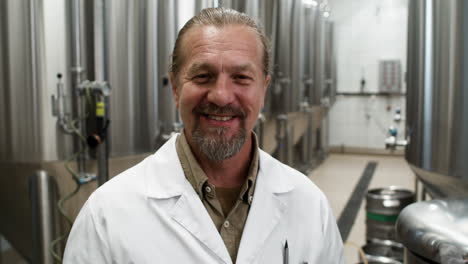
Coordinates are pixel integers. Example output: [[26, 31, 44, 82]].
[[96, 101, 105, 117]]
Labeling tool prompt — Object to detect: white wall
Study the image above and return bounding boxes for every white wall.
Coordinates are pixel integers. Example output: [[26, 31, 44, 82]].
[[329, 95, 406, 149], [327, 0, 408, 150]]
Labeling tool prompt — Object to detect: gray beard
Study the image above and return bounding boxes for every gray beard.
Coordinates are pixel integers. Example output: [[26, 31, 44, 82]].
[[191, 125, 247, 162]]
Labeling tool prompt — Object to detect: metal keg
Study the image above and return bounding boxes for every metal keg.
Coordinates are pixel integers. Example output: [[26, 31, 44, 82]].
[[362, 239, 404, 262], [356, 255, 402, 264], [366, 186, 415, 242], [361, 239, 404, 262]]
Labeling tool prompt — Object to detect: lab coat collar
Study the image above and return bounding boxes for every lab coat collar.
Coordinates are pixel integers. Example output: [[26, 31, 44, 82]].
[[144, 134, 296, 263], [145, 135, 187, 199], [144, 135, 295, 198]]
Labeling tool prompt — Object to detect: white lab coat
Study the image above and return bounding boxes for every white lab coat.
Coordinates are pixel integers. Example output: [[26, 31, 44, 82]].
[[64, 135, 345, 264]]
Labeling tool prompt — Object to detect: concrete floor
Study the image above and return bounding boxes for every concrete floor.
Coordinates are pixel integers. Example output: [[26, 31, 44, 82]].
[[309, 153, 415, 264]]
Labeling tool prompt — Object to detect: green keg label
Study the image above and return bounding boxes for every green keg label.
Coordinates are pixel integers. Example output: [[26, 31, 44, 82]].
[[367, 212, 399, 222]]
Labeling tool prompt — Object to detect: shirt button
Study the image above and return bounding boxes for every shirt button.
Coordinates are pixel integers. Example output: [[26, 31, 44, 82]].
[[205, 186, 212, 193], [223, 220, 230, 228], [249, 195, 254, 204]]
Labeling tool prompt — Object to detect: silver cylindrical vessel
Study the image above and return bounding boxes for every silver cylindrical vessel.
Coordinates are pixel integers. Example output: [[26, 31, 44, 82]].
[[311, 6, 325, 106], [105, 0, 157, 156], [289, 0, 305, 113], [323, 20, 336, 104], [156, 0, 179, 147], [406, 0, 468, 196], [270, 0, 293, 114], [303, 5, 319, 104], [0, 0, 75, 162], [366, 187, 415, 242], [195, 0, 215, 13]]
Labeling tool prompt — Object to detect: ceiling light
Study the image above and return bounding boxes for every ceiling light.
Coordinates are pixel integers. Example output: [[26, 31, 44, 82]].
[[303, 0, 319, 8]]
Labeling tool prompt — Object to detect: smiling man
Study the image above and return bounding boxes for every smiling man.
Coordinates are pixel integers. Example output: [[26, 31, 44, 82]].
[[64, 8, 344, 264]]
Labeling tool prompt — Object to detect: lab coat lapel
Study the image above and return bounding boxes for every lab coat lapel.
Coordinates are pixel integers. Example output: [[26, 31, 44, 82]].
[[169, 191, 232, 264], [236, 151, 294, 263], [145, 135, 232, 264]]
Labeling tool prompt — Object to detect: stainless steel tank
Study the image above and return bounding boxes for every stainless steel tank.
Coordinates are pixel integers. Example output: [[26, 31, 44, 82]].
[[323, 20, 336, 105], [195, 0, 215, 12], [300, 3, 328, 165], [303, 5, 318, 104], [0, 0, 77, 163], [406, 0, 468, 197], [270, 0, 294, 114], [104, 0, 179, 156], [311, 5, 325, 106]]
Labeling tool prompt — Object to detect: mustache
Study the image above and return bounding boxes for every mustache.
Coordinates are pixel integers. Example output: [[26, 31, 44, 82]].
[[193, 103, 246, 118]]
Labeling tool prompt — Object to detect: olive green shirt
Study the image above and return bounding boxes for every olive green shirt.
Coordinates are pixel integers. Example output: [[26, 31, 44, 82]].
[[175, 131, 259, 263]]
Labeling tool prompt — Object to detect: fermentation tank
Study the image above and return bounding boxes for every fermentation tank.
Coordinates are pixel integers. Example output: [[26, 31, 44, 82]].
[[105, 0, 179, 156], [323, 20, 336, 104], [0, 0, 76, 163], [406, 0, 468, 197]]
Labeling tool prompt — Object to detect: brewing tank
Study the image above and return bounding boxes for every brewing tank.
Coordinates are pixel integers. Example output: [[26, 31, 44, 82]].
[[0, 0, 81, 162], [406, 0, 468, 196], [270, 0, 294, 114], [105, 0, 156, 156], [323, 20, 337, 104], [312, 6, 325, 106]]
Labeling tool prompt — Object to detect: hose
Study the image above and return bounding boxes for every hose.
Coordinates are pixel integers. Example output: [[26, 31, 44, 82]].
[[345, 241, 368, 264], [50, 87, 94, 263]]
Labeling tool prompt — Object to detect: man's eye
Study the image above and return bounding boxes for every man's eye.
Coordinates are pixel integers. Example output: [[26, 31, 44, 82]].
[[234, 74, 253, 83], [192, 74, 211, 83]]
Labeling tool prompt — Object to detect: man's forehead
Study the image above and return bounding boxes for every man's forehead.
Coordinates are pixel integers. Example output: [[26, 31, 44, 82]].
[[179, 25, 263, 68]]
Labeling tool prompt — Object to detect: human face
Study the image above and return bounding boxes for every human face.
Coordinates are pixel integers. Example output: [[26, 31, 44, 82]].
[[170, 25, 270, 161]]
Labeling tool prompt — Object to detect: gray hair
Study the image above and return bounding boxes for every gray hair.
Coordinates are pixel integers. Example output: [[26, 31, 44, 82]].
[[170, 7, 271, 78]]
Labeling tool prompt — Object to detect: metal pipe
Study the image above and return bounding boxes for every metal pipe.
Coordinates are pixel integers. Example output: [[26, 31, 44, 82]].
[[94, 0, 107, 82], [422, 0, 434, 170], [301, 104, 314, 164], [30, 170, 58, 264], [69, 0, 86, 173], [93, 0, 109, 186], [97, 94, 110, 186]]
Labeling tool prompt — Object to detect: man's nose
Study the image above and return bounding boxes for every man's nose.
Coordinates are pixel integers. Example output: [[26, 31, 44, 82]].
[[206, 75, 235, 106]]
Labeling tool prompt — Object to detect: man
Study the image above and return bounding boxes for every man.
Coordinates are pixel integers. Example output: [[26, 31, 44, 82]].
[[64, 8, 344, 264]]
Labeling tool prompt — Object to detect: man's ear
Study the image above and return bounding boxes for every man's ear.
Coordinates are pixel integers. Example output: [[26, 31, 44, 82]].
[[169, 72, 180, 109], [264, 74, 271, 93], [261, 74, 271, 108]]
